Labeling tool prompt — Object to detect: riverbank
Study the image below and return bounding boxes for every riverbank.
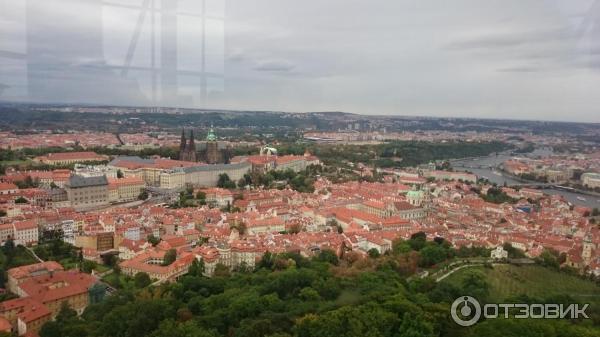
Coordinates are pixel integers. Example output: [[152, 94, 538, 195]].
[[452, 153, 600, 208]]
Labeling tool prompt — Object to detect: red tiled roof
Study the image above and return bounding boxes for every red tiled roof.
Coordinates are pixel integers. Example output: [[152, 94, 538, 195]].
[[36, 151, 106, 161], [19, 270, 97, 304], [7, 261, 64, 281], [0, 182, 18, 191]]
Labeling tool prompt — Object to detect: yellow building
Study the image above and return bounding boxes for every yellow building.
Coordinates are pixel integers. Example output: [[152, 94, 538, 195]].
[[108, 176, 146, 203]]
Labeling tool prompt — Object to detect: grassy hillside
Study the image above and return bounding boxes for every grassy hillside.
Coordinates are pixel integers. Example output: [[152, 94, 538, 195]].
[[443, 264, 600, 304]]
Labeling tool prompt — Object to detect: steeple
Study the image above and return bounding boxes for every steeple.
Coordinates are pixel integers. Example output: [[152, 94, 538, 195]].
[[206, 124, 217, 142], [189, 129, 196, 151], [179, 128, 186, 151]]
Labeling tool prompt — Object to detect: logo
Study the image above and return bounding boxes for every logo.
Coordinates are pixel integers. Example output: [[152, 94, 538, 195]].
[[451, 296, 590, 326], [451, 296, 482, 326]]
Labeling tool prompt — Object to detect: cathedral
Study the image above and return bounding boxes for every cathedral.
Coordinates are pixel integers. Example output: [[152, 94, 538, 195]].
[[179, 126, 231, 164], [179, 129, 197, 162]]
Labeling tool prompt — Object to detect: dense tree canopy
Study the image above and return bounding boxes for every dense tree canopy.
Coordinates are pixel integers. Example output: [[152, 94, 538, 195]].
[[37, 236, 599, 337]]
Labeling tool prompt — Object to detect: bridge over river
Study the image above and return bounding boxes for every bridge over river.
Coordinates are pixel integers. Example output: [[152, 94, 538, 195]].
[[451, 153, 600, 208]]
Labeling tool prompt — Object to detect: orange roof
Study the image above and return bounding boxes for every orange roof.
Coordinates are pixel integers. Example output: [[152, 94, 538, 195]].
[[13, 219, 38, 230], [107, 176, 146, 187], [0, 316, 11, 332], [120, 249, 195, 276], [160, 235, 188, 249], [0, 182, 18, 190], [8, 261, 64, 281], [194, 246, 219, 262], [202, 187, 234, 197], [247, 216, 284, 228], [36, 151, 106, 161], [363, 200, 387, 210], [19, 270, 97, 304], [0, 297, 51, 323], [276, 155, 304, 165]]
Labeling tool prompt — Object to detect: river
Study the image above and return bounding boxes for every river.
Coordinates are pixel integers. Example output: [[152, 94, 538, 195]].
[[451, 149, 600, 209]]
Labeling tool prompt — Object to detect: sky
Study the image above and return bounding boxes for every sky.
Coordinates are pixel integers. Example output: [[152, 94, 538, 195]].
[[1, 0, 599, 122]]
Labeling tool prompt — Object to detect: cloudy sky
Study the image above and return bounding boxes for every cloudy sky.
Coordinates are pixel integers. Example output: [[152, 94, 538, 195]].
[[1, 0, 599, 122]]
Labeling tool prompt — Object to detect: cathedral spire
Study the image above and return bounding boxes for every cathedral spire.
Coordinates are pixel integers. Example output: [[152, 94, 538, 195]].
[[189, 129, 196, 151], [179, 128, 186, 151]]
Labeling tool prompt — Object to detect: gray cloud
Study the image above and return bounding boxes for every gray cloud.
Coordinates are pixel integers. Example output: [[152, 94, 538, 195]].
[[1, 0, 599, 122], [253, 59, 295, 72], [497, 66, 541, 73], [445, 28, 577, 51]]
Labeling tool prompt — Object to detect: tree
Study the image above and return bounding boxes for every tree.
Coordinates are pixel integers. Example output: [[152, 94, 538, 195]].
[[295, 304, 397, 337], [299, 287, 321, 301], [2, 238, 15, 257], [56, 301, 77, 322], [408, 231, 427, 251], [149, 320, 218, 337], [39, 302, 81, 337], [396, 312, 434, 337], [188, 259, 205, 277], [147, 234, 160, 246], [536, 249, 560, 269], [315, 249, 339, 265], [102, 253, 118, 267], [134, 272, 152, 288], [217, 173, 236, 189], [196, 191, 206, 200], [14, 196, 28, 204], [367, 248, 380, 258], [138, 190, 149, 200], [162, 249, 177, 266], [258, 251, 274, 270], [117, 169, 124, 178], [392, 239, 412, 255], [461, 270, 489, 300], [81, 260, 96, 274], [213, 263, 230, 277], [502, 242, 526, 258], [237, 178, 247, 189], [592, 208, 599, 217], [0, 210, 5, 217], [419, 244, 448, 267]]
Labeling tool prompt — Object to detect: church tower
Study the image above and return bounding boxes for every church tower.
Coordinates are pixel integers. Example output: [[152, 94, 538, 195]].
[[582, 234, 595, 265], [179, 129, 197, 162], [205, 125, 220, 164], [179, 129, 186, 153], [187, 130, 197, 162], [179, 129, 187, 161]]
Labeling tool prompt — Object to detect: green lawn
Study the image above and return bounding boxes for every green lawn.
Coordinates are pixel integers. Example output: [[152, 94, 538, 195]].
[[102, 273, 134, 289], [0, 159, 33, 166], [59, 257, 79, 270], [94, 263, 111, 273], [0, 246, 38, 269], [443, 264, 600, 304]]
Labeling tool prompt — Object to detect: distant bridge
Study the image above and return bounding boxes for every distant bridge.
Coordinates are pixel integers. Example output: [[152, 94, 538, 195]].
[[508, 183, 553, 189], [453, 164, 495, 170]]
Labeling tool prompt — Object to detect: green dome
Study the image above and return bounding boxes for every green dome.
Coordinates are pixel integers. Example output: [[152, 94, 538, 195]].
[[407, 189, 423, 199], [206, 126, 217, 142]]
